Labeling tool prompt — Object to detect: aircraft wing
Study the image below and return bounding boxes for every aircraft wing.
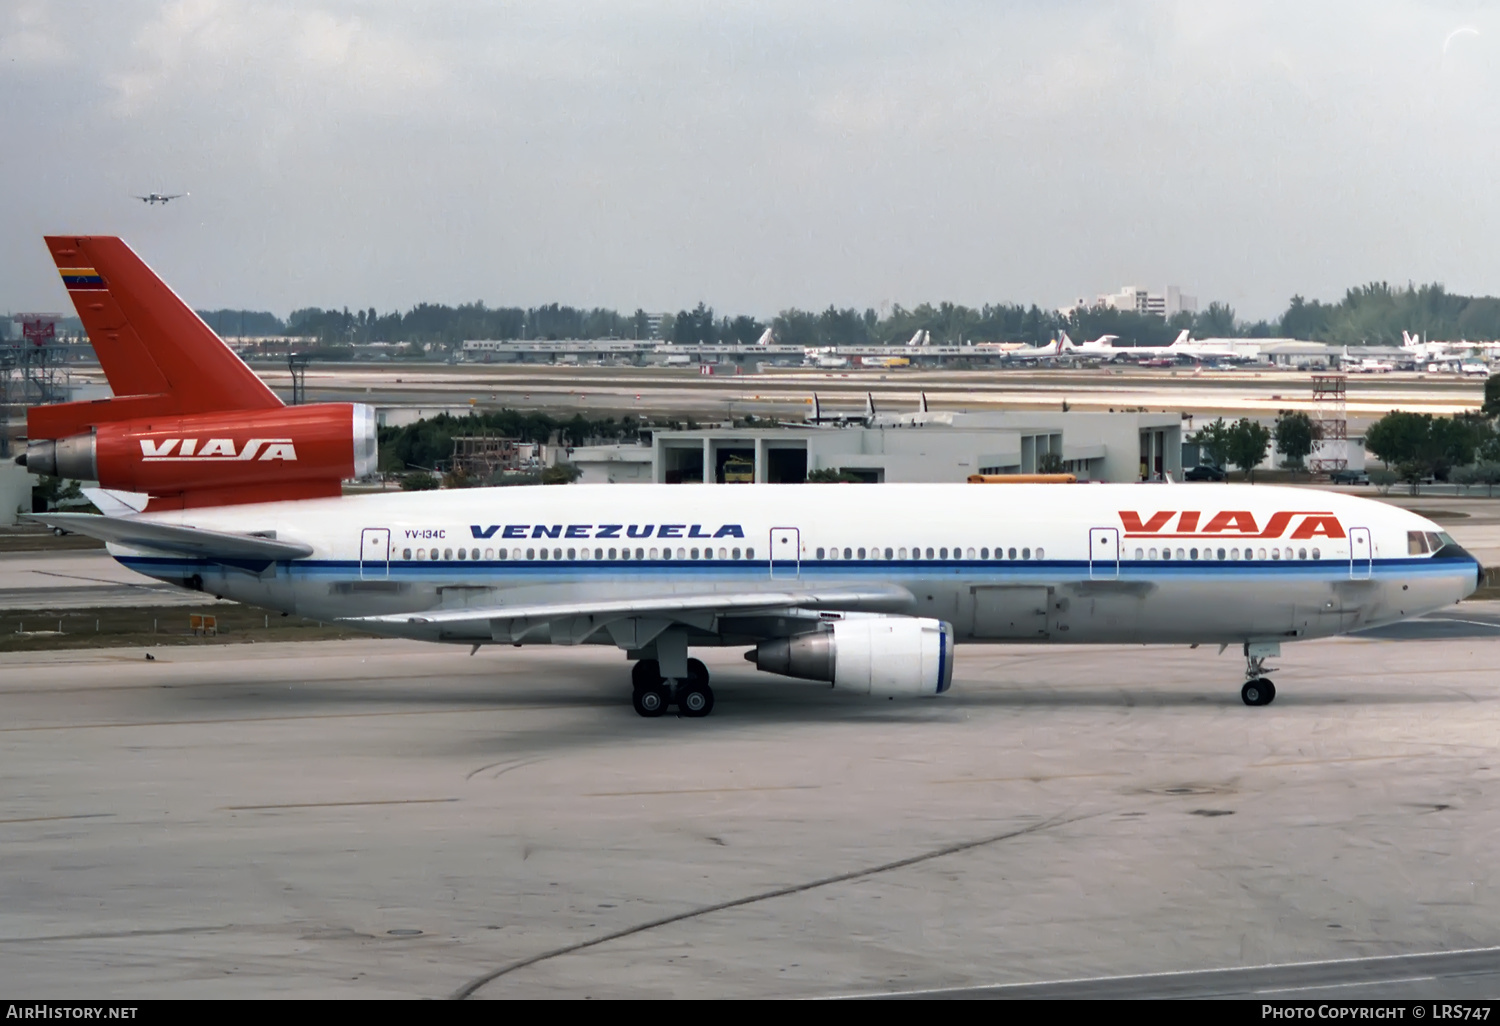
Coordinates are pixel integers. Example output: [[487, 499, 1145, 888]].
[[24, 512, 312, 562], [345, 583, 915, 640]]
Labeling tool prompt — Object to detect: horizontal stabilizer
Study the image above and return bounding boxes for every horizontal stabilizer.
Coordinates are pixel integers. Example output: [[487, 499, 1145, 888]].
[[345, 583, 915, 631], [24, 512, 312, 562], [80, 487, 150, 517]]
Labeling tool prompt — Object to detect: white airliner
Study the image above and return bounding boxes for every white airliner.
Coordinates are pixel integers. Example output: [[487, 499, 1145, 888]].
[[21, 235, 1484, 719]]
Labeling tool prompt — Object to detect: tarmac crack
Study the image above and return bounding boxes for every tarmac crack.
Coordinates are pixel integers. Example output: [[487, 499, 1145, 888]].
[[451, 810, 1092, 999]]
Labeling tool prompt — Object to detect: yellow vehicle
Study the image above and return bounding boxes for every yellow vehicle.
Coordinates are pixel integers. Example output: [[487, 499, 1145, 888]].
[[722, 455, 755, 483]]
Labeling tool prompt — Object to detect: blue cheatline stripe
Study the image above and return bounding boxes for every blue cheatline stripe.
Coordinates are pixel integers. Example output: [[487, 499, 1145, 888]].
[[117, 554, 1477, 583]]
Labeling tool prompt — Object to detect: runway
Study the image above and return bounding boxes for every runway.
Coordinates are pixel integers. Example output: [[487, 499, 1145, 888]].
[[64, 362, 1492, 421], [3, 622, 1499, 998]]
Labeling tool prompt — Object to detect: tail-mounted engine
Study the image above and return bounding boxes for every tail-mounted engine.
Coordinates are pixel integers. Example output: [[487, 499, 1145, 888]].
[[20, 403, 377, 510], [748, 616, 954, 696]]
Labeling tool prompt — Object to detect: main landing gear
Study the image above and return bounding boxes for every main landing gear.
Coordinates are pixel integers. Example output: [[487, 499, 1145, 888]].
[[1241, 643, 1278, 707], [631, 658, 714, 718]]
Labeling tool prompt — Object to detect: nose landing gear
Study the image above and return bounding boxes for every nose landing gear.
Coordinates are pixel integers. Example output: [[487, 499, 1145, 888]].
[[631, 657, 714, 717]]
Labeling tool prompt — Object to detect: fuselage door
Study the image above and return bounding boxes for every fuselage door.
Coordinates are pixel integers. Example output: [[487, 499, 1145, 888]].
[[1089, 527, 1120, 580], [360, 527, 391, 580], [1349, 526, 1372, 580], [769, 527, 800, 579]]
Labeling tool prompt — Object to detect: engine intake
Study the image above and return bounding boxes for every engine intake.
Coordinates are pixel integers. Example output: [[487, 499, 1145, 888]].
[[748, 616, 953, 696]]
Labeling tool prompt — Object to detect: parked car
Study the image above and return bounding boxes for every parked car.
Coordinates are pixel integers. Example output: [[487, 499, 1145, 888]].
[[1184, 464, 1227, 481], [1328, 468, 1369, 485]]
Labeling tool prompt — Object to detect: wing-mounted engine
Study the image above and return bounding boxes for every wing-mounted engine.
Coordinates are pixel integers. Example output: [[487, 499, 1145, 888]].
[[20, 403, 376, 510], [748, 616, 954, 696]]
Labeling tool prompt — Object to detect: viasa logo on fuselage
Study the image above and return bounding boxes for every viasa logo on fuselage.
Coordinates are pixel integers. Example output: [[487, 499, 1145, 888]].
[[139, 438, 298, 461], [1118, 510, 1345, 540]]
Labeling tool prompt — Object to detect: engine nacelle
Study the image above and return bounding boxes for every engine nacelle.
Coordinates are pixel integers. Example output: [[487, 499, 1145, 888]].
[[20, 403, 376, 508], [749, 616, 954, 696]]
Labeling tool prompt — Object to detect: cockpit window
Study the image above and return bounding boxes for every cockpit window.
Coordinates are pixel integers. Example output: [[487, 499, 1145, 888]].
[[1425, 531, 1444, 553], [1408, 531, 1430, 555]]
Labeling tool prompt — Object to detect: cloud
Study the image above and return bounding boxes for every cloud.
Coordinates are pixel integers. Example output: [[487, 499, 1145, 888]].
[[7, 2, 1500, 320]]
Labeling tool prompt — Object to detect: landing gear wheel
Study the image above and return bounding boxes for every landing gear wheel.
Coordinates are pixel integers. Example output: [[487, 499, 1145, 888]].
[[632, 659, 663, 691], [633, 684, 669, 717], [686, 658, 709, 685], [677, 681, 715, 718], [1241, 679, 1276, 707]]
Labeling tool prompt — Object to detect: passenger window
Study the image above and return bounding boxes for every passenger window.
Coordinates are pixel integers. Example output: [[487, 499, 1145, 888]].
[[1036, 547, 1044, 559], [1189, 548, 1198, 559], [885, 547, 893, 559], [816, 547, 825, 559], [1008, 547, 1016, 559], [403, 548, 412, 560], [1257, 547, 1267, 560], [1297, 547, 1306, 560], [966, 547, 976, 559], [939, 548, 948, 559], [733, 547, 742, 559], [1161, 548, 1170, 561], [1135, 547, 1143, 560], [745, 548, 754, 559], [443, 547, 453, 560], [1022, 548, 1031, 560], [717, 548, 726, 559], [1175, 548, 1184, 560], [980, 548, 989, 559], [691, 548, 699, 559], [431, 549, 441, 561], [553, 548, 562, 560], [1272, 549, 1281, 560], [844, 547, 852, 559], [857, 547, 866, 559], [649, 547, 660, 559], [497, 549, 507, 561], [608, 547, 618, 559], [567, 548, 576, 560], [526, 548, 535, 560], [1312, 547, 1321, 559], [1149, 548, 1158, 559], [675, 547, 685, 559], [539, 549, 549, 561], [926, 547, 935, 559], [1217, 548, 1225, 560], [457, 548, 467, 561]]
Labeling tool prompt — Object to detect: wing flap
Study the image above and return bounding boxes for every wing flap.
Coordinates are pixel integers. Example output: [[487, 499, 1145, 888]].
[[25, 512, 312, 561]]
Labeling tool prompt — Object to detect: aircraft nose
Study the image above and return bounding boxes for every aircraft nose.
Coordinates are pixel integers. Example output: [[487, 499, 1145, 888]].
[[1436, 539, 1484, 595]]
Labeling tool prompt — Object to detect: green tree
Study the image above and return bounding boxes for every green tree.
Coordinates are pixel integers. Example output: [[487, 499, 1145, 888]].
[[1483, 375, 1500, 419], [400, 471, 439, 491], [1273, 410, 1319, 478], [1366, 411, 1486, 482], [1226, 418, 1271, 482], [541, 462, 581, 485], [806, 467, 868, 483], [1193, 418, 1233, 470]]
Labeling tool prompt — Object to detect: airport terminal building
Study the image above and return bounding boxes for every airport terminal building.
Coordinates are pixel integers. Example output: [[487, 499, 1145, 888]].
[[571, 410, 1183, 485]]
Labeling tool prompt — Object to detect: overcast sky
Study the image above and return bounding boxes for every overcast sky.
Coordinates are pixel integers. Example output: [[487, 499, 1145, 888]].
[[3, 1, 1499, 322]]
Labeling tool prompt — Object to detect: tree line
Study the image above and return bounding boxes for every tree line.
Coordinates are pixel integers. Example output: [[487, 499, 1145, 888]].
[[194, 279, 1500, 350], [1193, 377, 1500, 492]]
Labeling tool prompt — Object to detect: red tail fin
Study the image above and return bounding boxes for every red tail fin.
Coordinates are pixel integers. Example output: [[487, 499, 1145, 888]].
[[33, 236, 281, 439]]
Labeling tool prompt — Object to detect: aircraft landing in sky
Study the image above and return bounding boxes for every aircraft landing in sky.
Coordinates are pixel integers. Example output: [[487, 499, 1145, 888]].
[[134, 192, 187, 205]]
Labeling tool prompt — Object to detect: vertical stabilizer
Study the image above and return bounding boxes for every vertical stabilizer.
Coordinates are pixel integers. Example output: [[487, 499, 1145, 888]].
[[44, 236, 282, 414]]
